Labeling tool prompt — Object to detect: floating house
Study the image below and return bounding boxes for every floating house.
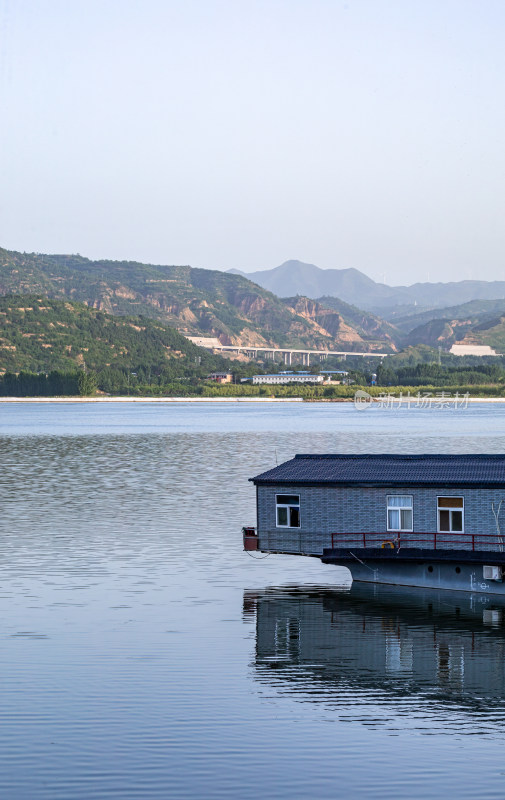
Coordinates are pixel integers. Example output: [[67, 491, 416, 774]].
[[246, 454, 505, 594]]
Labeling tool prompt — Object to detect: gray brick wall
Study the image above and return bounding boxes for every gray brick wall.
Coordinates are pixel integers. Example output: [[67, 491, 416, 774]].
[[257, 484, 505, 555]]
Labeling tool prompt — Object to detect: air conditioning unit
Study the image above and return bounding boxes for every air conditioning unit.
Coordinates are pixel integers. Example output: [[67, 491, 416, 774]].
[[483, 565, 502, 581], [483, 609, 503, 626]]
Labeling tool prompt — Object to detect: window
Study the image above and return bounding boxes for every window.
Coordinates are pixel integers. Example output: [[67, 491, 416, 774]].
[[276, 494, 300, 528], [438, 497, 464, 532], [387, 495, 413, 532]]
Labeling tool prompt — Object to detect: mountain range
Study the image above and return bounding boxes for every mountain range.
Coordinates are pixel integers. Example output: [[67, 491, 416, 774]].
[[3, 247, 505, 364], [233, 260, 505, 315], [0, 248, 398, 353]]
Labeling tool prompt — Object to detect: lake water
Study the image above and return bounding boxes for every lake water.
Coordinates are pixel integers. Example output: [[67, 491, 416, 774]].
[[2, 401, 505, 798]]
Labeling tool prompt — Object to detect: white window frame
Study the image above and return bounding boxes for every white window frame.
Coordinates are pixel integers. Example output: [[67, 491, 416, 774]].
[[437, 496, 464, 533], [386, 495, 413, 532], [276, 494, 301, 528]]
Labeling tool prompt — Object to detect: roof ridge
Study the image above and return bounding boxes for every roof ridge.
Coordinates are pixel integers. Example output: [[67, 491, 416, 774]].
[[294, 454, 505, 460]]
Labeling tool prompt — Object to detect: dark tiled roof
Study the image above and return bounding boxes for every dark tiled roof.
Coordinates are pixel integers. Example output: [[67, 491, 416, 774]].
[[250, 454, 505, 487]]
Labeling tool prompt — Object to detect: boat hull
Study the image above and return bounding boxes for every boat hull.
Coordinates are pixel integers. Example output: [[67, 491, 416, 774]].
[[345, 560, 505, 593], [320, 548, 505, 594]]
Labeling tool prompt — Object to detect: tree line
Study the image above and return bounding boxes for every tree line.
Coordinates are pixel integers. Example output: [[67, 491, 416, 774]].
[[3, 362, 505, 398], [0, 371, 98, 396], [374, 360, 505, 387]]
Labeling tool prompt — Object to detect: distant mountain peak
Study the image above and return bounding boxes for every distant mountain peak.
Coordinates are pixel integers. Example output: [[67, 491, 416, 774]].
[[241, 260, 505, 314], [276, 259, 322, 270], [240, 260, 385, 306]]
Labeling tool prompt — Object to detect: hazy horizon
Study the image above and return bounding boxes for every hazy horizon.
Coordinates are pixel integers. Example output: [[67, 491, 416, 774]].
[[6, 246, 505, 291], [1, 1, 505, 285]]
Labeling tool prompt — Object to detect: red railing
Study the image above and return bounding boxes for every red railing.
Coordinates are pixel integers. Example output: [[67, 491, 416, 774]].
[[330, 531, 505, 552]]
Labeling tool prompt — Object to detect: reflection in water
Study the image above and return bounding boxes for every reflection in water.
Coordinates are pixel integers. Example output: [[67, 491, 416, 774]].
[[247, 583, 505, 735]]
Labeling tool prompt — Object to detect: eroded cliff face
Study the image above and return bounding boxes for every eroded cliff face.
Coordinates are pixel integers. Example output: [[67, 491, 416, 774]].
[[218, 328, 270, 347], [349, 311, 397, 342], [114, 285, 137, 300], [82, 286, 390, 350], [283, 296, 364, 345], [90, 295, 115, 314], [233, 293, 269, 316]]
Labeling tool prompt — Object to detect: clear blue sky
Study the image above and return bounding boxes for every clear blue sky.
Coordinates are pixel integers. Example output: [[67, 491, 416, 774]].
[[1, 0, 504, 285]]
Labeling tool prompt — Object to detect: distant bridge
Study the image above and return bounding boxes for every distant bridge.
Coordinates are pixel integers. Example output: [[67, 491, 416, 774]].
[[185, 337, 390, 364], [209, 344, 390, 366]]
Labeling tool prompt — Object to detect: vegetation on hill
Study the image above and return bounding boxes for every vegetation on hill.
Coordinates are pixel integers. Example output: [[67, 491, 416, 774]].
[[468, 315, 505, 352], [0, 248, 387, 351], [391, 298, 505, 332], [403, 311, 505, 352], [405, 318, 471, 349], [0, 295, 234, 377]]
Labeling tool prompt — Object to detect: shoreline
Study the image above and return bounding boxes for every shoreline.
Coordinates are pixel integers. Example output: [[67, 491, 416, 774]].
[[0, 395, 505, 404], [0, 396, 305, 403]]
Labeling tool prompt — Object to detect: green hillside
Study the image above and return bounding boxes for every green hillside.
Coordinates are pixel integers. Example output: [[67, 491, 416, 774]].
[[393, 298, 505, 333], [469, 315, 505, 352], [405, 318, 471, 348], [405, 310, 505, 352], [0, 247, 394, 351], [0, 295, 230, 376]]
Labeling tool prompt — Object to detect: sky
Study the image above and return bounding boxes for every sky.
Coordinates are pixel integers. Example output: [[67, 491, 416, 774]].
[[1, 0, 505, 286]]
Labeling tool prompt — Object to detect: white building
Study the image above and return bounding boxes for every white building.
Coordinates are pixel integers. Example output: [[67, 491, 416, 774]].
[[450, 344, 498, 357], [252, 373, 324, 385]]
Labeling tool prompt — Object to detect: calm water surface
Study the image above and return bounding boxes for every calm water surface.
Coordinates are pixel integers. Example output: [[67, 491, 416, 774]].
[[1, 401, 505, 798]]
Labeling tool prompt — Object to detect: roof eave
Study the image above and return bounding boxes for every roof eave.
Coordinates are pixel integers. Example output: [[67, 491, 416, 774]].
[[251, 479, 505, 489]]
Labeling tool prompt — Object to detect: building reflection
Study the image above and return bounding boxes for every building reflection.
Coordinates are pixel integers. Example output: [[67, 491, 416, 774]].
[[244, 584, 505, 730]]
